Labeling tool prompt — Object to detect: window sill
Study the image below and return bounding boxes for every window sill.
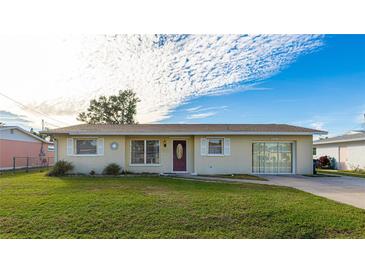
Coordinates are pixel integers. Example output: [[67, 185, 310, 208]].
[[205, 154, 226, 157], [129, 164, 161, 167], [71, 154, 103, 157]]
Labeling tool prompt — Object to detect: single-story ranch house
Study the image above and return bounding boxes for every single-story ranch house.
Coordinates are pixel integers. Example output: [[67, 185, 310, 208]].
[[45, 124, 326, 175], [313, 131, 365, 170]]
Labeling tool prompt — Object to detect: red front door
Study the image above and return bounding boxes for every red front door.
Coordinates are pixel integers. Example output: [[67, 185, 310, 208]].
[[173, 140, 187, 172]]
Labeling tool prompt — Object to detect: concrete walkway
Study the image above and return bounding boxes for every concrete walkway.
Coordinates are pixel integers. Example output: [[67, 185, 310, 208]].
[[168, 174, 365, 209]]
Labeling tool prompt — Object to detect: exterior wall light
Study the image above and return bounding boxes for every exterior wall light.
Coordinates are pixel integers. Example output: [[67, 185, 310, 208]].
[[110, 142, 119, 150]]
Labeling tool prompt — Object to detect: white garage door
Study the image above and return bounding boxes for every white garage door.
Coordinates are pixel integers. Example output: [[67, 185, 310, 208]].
[[252, 142, 293, 174]]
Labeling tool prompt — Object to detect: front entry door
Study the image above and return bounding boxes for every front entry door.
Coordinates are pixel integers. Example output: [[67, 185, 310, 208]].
[[173, 140, 187, 172]]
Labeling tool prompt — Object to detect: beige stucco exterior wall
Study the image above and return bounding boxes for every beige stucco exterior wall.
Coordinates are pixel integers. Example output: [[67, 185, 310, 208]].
[[56, 135, 194, 174], [56, 135, 126, 174], [194, 135, 313, 175], [55, 134, 313, 175], [124, 136, 194, 173], [295, 135, 314, 174]]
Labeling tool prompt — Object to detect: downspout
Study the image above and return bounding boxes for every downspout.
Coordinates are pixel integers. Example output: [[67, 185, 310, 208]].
[[54, 138, 58, 162]]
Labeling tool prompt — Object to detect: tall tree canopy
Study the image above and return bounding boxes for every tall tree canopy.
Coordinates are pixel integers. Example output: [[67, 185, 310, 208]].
[[77, 90, 140, 124]]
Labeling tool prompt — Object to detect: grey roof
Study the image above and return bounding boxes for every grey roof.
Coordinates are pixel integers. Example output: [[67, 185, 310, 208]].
[[43, 123, 326, 136], [314, 132, 365, 145], [0, 126, 53, 144]]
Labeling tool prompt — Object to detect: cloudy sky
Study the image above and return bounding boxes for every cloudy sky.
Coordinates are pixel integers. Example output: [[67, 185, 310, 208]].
[[0, 34, 364, 136]]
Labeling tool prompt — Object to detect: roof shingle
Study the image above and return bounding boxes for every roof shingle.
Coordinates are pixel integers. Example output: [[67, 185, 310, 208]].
[[44, 123, 326, 135], [314, 132, 365, 145]]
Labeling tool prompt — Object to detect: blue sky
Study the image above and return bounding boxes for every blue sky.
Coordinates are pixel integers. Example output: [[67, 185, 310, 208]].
[[164, 35, 365, 136], [0, 35, 364, 136]]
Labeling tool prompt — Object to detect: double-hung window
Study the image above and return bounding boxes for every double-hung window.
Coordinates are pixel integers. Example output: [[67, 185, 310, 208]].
[[131, 140, 160, 165], [75, 139, 97, 155], [208, 138, 224, 155]]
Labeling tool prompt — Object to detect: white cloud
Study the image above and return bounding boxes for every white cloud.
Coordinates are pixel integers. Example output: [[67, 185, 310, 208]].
[[0, 110, 31, 127], [310, 121, 325, 130], [187, 112, 217, 119], [185, 106, 202, 112], [185, 105, 227, 113], [293, 120, 327, 141], [0, 34, 323, 128], [355, 111, 365, 124], [292, 118, 327, 131], [184, 105, 228, 120]]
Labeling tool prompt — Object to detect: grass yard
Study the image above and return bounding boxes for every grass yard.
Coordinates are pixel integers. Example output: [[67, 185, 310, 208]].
[[317, 169, 365, 179], [199, 174, 267, 181], [1, 171, 365, 239]]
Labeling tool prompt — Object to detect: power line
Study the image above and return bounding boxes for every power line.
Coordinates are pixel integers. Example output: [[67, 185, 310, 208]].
[[0, 91, 69, 127], [43, 120, 62, 129]]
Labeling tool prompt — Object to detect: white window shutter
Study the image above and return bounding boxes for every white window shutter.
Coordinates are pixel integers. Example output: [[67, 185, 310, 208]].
[[67, 138, 74, 156], [201, 138, 208, 156], [97, 138, 104, 155], [224, 138, 231, 156]]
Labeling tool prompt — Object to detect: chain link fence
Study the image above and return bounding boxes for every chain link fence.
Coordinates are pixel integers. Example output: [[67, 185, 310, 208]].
[[12, 157, 55, 172]]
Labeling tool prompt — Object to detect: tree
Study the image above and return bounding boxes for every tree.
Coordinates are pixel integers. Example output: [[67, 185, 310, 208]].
[[30, 128, 54, 141], [77, 90, 140, 124]]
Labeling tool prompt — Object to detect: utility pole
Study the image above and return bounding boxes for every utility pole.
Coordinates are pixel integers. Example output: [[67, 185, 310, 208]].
[[41, 119, 45, 131]]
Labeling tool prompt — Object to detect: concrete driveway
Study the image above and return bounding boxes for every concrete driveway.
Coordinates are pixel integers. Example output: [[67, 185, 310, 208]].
[[170, 173, 365, 209], [260, 175, 365, 209]]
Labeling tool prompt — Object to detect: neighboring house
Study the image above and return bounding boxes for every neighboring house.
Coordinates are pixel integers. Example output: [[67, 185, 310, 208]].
[[313, 131, 365, 170], [45, 124, 325, 175], [0, 126, 54, 170]]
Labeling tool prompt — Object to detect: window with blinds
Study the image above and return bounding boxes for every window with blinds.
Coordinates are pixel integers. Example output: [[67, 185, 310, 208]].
[[252, 142, 293, 174]]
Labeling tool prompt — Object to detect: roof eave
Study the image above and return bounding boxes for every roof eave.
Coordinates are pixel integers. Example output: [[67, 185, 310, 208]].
[[48, 131, 323, 136], [314, 137, 365, 145], [4, 126, 53, 144]]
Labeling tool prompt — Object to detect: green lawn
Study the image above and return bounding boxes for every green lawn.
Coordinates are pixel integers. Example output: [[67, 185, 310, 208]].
[[1, 171, 365, 239], [199, 174, 267, 181], [317, 169, 365, 178]]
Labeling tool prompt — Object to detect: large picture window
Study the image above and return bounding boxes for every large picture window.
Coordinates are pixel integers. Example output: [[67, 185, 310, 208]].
[[75, 139, 97, 155], [208, 138, 223, 155], [131, 140, 160, 165], [252, 142, 293, 174]]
